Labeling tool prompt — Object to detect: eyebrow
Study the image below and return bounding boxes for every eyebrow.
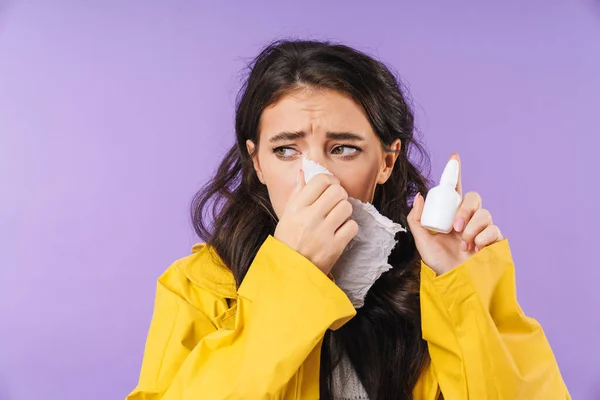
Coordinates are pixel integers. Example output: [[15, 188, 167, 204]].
[[268, 131, 366, 144]]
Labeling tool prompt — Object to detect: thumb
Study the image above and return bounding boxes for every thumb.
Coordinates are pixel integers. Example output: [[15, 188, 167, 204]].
[[407, 192, 429, 242]]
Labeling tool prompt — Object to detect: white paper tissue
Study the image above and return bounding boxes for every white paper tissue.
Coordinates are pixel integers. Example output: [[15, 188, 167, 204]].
[[301, 156, 406, 308]]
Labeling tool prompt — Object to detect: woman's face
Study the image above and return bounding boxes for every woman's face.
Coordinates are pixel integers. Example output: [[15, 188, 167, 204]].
[[246, 88, 401, 219]]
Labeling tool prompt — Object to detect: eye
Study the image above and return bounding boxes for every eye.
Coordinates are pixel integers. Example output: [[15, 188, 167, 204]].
[[272, 146, 299, 159], [332, 145, 361, 158], [272, 145, 362, 160]]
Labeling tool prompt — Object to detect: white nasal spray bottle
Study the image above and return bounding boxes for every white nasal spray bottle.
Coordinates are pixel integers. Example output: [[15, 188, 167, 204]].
[[420, 159, 462, 234]]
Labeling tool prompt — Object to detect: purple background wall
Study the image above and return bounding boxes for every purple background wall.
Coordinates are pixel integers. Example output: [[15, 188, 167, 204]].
[[1, 1, 598, 399]]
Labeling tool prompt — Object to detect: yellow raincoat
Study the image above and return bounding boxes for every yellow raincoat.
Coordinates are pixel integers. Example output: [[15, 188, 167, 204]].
[[126, 235, 569, 399]]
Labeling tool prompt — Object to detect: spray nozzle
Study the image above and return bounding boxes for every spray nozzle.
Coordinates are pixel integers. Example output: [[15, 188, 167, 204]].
[[439, 159, 460, 187]]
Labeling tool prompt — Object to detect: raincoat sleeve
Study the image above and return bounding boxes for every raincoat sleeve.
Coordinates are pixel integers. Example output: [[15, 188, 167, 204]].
[[126, 235, 356, 400], [418, 238, 570, 399]]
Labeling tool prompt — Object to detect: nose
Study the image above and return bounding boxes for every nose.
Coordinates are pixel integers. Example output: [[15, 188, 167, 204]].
[[303, 151, 328, 169], [302, 151, 340, 186]]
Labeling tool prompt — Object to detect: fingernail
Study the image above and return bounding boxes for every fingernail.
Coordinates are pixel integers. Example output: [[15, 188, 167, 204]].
[[475, 246, 480, 252], [296, 169, 302, 183], [454, 218, 465, 232], [460, 240, 468, 252]]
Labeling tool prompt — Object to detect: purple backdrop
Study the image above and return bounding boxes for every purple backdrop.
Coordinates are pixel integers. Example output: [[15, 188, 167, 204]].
[[1, 1, 598, 399]]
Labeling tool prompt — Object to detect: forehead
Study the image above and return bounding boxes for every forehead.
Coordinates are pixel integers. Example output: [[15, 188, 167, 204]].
[[259, 89, 376, 141]]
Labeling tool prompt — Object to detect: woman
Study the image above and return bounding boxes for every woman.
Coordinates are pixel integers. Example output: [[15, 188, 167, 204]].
[[127, 40, 569, 399]]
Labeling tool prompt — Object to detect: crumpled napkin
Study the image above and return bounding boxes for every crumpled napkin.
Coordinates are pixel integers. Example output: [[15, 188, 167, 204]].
[[302, 156, 406, 308]]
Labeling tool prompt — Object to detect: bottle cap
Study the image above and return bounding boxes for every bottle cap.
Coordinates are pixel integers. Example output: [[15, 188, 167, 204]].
[[439, 159, 460, 187]]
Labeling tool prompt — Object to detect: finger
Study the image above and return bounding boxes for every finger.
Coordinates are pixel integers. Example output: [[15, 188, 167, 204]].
[[461, 208, 493, 247], [334, 218, 359, 251], [474, 225, 503, 252], [324, 198, 353, 231], [312, 184, 348, 218], [450, 153, 463, 197], [453, 191, 482, 233], [407, 192, 430, 242], [294, 173, 340, 208]]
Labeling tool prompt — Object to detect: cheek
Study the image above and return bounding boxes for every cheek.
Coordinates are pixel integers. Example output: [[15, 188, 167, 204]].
[[338, 168, 379, 203], [257, 149, 298, 219], [264, 172, 296, 219]]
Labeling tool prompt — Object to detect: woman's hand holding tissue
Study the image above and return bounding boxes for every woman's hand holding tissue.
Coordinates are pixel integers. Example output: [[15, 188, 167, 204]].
[[274, 168, 359, 275], [407, 153, 504, 275]]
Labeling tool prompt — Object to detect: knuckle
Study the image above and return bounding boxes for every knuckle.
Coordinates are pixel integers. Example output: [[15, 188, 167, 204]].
[[493, 225, 502, 238], [321, 174, 338, 185], [348, 219, 359, 234], [315, 174, 328, 183], [462, 232, 474, 242], [479, 208, 493, 223], [313, 174, 331, 187], [343, 200, 353, 216], [474, 235, 484, 247], [468, 191, 482, 205], [462, 225, 476, 240], [334, 184, 347, 199]]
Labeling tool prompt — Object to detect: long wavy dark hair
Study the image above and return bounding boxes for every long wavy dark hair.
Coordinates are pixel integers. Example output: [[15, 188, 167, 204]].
[[191, 39, 433, 399]]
